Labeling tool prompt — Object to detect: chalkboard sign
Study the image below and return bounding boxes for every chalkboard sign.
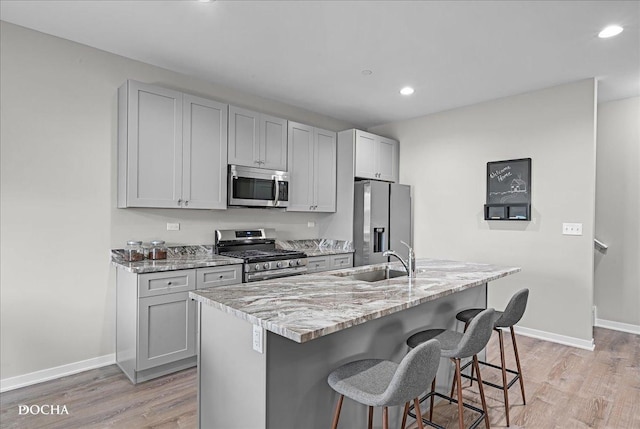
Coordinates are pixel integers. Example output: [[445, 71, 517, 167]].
[[485, 158, 531, 220]]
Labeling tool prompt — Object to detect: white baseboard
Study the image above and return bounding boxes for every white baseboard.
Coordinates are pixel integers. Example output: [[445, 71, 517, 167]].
[[0, 353, 115, 393], [595, 318, 640, 335], [508, 326, 595, 351]]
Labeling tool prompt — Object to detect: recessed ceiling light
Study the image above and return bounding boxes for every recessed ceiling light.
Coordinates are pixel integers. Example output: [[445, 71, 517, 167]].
[[198, 0, 212, 3], [598, 25, 623, 38], [400, 87, 415, 96]]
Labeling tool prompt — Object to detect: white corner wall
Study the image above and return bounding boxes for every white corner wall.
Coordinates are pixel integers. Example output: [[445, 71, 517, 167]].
[[370, 80, 597, 344], [594, 97, 640, 329], [0, 21, 355, 382]]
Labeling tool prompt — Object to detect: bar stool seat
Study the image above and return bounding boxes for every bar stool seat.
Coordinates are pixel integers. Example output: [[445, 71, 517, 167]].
[[405, 308, 495, 429], [328, 339, 441, 429], [454, 289, 529, 427]]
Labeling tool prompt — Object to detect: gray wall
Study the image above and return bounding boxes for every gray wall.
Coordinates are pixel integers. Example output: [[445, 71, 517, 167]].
[[370, 80, 597, 343], [594, 97, 640, 327], [0, 22, 355, 380]]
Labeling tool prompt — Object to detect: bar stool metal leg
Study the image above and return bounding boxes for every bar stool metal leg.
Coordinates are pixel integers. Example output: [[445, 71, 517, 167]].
[[511, 326, 526, 404], [498, 329, 510, 426]]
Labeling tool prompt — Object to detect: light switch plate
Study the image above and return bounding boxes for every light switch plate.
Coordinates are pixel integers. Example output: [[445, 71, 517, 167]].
[[562, 223, 583, 235], [167, 223, 180, 231], [252, 324, 263, 353]]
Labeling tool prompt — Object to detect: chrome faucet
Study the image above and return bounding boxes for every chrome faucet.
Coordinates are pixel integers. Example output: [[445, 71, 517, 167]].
[[383, 241, 416, 278]]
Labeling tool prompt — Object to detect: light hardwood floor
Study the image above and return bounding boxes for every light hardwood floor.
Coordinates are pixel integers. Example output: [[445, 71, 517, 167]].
[[1, 327, 638, 429]]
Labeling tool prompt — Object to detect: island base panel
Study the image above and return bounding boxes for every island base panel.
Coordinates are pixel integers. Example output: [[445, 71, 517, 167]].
[[197, 303, 267, 429]]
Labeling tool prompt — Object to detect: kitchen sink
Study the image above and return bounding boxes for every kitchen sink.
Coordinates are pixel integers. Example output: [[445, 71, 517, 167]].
[[339, 268, 407, 282]]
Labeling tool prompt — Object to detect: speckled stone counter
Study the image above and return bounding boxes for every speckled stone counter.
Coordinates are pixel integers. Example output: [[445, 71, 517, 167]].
[[111, 245, 243, 273], [276, 239, 354, 256], [190, 258, 519, 343]]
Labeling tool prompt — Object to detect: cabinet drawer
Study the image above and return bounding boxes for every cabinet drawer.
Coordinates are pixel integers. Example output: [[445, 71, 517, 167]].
[[197, 266, 242, 289], [331, 254, 353, 269], [138, 270, 195, 298], [307, 256, 330, 273]]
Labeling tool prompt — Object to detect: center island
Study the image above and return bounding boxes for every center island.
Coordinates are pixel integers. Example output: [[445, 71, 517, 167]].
[[189, 258, 520, 429]]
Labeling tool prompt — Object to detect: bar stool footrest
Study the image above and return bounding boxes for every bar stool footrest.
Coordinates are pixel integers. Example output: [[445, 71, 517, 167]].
[[460, 359, 521, 390], [407, 391, 486, 429]]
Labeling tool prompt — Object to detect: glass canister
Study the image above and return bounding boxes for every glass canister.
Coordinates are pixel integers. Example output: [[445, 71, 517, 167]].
[[124, 240, 145, 262], [149, 240, 168, 260]]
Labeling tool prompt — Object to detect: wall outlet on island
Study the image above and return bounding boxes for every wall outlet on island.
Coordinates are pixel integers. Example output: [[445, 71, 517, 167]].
[[252, 324, 263, 353], [167, 223, 180, 231]]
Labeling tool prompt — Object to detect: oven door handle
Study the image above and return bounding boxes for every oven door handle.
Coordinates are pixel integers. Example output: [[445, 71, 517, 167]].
[[274, 176, 280, 206]]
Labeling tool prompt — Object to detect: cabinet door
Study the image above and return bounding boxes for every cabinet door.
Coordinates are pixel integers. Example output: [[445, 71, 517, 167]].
[[377, 137, 399, 183], [137, 292, 196, 370], [228, 105, 259, 167], [182, 95, 228, 209], [354, 130, 377, 180], [287, 122, 315, 212], [261, 114, 288, 171], [314, 128, 337, 212], [125, 81, 183, 207]]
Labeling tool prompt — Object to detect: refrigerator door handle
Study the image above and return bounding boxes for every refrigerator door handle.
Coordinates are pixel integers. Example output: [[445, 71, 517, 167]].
[[373, 227, 386, 253]]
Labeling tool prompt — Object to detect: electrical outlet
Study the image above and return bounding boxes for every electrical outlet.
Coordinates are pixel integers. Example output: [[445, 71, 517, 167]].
[[167, 223, 180, 231], [307, 221, 316, 228], [252, 324, 263, 353], [562, 223, 583, 236]]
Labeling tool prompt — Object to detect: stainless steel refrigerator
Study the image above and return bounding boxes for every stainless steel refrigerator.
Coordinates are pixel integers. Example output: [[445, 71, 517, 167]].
[[353, 180, 412, 266]]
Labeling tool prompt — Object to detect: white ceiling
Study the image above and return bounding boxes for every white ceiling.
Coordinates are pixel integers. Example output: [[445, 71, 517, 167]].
[[1, 0, 638, 128]]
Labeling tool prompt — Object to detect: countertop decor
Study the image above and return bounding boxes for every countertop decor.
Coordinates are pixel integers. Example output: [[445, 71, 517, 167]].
[[190, 258, 520, 343]]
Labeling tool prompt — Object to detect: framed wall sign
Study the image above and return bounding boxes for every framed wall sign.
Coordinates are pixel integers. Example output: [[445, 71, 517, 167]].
[[484, 158, 531, 220]]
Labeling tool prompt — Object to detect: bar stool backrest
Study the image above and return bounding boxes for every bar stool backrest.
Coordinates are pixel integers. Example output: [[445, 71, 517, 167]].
[[379, 339, 441, 407], [451, 308, 495, 359], [495, 289, 529, 328]]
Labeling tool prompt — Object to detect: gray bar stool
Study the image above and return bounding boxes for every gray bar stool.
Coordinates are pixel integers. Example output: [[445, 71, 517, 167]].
[[327, 339, 441, 429], [405, 308, 495, 429], [454, 289, 529, 427]]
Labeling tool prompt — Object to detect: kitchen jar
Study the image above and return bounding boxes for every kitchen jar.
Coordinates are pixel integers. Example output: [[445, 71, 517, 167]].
[[124, 240, 145, 262], [149, 240, 168, 260]]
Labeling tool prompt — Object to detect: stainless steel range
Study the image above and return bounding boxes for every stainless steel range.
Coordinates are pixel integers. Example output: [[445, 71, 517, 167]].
[[215, 229, 308, 282]]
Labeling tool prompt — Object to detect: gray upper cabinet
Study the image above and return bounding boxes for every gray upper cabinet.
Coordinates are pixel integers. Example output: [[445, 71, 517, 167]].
[[354, 130, 399, 183], [228, 106, 287, 171], [182, 94, 228, 209], [287, 121, 336, 212], [118, 80, 228, 209]]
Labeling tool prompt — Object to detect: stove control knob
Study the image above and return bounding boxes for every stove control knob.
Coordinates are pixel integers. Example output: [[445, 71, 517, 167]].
[[263, 263, 270, 269], [254, 264, 260, 270], [296, 259, 302, 266], [289, 260, 295, 267], [277, 261, 283, 268]]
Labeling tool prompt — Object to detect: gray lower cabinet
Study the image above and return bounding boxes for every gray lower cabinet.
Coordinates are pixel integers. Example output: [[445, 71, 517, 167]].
[[116, 264, 242, 383], [306, 254, 353, 273]]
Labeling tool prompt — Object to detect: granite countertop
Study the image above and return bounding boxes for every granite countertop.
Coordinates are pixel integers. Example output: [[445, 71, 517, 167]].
[[276, 239, 354, 256], [111, 245, 243, 274], [190, 258, 520, 343]]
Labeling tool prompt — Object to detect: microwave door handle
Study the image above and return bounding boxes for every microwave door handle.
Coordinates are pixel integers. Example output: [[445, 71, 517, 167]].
[[274, 177, 280, 206]]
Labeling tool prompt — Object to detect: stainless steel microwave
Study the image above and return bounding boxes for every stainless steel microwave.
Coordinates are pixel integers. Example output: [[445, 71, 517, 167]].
[[228, 165, 289, 208]]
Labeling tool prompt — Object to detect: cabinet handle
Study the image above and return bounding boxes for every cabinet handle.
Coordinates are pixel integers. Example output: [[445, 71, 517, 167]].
[[184, 200, 189, 207], [219, 275, 224, 279], [177, 199, 182, 206], [254, 160, 260, 164], [167, 281, 172, 285]]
